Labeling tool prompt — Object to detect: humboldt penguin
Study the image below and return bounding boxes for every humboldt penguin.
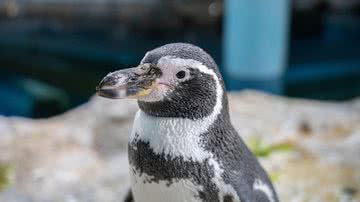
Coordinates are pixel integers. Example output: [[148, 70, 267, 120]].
[[96, 43, 278, 202]]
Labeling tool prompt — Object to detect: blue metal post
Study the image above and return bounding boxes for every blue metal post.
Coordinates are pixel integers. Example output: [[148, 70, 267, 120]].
[[223, 0, 291, 93]]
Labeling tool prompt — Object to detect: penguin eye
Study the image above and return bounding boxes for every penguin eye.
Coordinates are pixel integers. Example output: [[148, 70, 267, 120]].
[[176, 70, 186, 79]]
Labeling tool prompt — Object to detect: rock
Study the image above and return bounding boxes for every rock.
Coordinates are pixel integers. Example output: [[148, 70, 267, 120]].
[[0, 90, 359, 202]]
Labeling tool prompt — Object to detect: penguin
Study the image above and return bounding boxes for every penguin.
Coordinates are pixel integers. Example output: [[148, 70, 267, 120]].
[[96, 43, 279, 202]]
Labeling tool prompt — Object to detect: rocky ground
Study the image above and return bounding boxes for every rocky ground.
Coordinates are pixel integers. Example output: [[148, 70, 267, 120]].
[[0, 90, 359, 202]]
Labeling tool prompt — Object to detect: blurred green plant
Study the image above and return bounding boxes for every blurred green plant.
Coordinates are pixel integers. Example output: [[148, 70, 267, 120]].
[[247, 136, 293, 157], [269, 172, 281, 182], [0, 164, 13, 191]]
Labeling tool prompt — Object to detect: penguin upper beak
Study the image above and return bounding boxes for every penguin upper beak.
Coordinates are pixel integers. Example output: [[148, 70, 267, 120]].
[[96, 64, 160, 99]]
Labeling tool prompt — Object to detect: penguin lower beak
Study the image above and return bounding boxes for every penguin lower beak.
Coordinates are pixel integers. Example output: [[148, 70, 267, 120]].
[[96, 64, 159, 99]]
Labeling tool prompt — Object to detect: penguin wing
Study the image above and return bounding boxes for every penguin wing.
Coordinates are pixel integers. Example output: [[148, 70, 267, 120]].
[[232, 135, 279, 202], [213, 127, 278, 202], [223, 150, 278, 202]]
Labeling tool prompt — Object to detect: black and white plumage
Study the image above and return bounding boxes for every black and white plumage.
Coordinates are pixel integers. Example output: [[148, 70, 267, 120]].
[[96, 43, 279, 202]]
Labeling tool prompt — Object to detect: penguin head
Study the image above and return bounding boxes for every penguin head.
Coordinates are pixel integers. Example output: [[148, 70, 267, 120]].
[[97, 43, 227, 119]]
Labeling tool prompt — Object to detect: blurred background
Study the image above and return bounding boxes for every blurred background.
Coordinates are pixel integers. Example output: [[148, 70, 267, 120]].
[[0, 0, 359, 118], [0, 1, 359, 202]]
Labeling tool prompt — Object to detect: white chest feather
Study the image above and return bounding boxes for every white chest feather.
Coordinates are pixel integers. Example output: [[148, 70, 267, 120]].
[[130, 163, 241, 202], [128, 109, 215, 201], [131, 168, 203, 202], [130, 110, 214, 161]]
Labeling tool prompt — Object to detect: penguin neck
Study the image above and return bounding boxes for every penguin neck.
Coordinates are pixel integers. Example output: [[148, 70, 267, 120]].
[[131, 89, 232, 162]]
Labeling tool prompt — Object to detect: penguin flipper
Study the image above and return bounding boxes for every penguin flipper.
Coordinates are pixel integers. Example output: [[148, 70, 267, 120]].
[[124, 188, 134, 202], [254, 190, 274, 202]]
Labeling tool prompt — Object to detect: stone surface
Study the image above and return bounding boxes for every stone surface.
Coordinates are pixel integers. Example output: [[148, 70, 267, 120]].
[[0, 90, 359, 202]]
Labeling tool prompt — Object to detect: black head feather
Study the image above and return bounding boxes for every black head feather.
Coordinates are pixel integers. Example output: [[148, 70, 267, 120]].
[[138, 43, 229, 120]]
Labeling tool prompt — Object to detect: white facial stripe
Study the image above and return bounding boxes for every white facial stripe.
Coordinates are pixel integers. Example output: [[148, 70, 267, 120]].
[[157, 56, 215, 80], [253, 179, 275, 202], [131, 57, 223, 162]]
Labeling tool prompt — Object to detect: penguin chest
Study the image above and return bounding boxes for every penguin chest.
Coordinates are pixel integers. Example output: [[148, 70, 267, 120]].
[[128, 140, 239, 202], [130, 169, 203, 202], [128, 111, 241, 202], [128, 137, 215, 202]]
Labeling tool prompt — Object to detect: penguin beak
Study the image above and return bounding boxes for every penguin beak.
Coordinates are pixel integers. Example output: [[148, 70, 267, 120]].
[[96, 64, 159, 99]]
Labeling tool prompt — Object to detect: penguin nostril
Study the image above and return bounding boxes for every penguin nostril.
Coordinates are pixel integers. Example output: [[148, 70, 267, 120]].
[[129, 77, 137, 82]]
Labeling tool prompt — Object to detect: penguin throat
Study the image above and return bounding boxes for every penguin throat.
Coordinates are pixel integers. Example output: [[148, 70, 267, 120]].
[[137, 97, 215, 120]]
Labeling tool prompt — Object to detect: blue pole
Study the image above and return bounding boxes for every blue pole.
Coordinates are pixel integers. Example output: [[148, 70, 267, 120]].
[[223, 0, 291, 93]]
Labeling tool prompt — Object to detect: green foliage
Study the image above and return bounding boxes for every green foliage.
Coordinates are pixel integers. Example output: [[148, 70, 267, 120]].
[[247, 136, 293, 157], [269, 172, 281, 182], [0, 164, 12, 191]]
